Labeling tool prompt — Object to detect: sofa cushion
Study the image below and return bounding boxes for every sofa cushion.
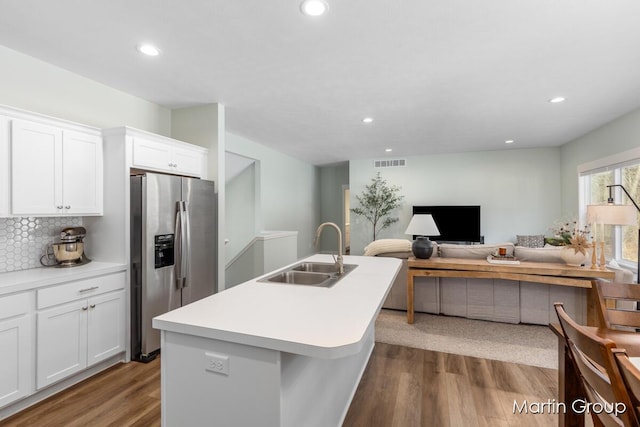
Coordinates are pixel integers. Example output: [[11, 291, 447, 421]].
[[514, 245, 564, 263], [516, 234, 545, 248], [364, 239, 412, 256], [439, 242, 514, 259]]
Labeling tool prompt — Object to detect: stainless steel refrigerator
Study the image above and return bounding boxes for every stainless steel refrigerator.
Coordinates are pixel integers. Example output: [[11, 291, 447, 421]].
[[130, 172, 217, 362]]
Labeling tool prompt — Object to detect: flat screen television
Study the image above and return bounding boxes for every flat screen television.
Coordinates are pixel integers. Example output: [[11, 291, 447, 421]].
[[412, 205, 481, 243]]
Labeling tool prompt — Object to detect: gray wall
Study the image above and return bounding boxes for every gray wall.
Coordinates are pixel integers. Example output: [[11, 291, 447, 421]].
[[226, 132, 321, 259], [349, 148, 563, 255], [318, 163, 349, 253]]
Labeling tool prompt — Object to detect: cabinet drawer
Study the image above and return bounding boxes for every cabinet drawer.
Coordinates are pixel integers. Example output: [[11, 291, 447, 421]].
[[0, 292, 32, 321], [37, 272, 125, 309]]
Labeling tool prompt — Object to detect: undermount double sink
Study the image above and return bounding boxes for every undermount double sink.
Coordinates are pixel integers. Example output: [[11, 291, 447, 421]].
[[259, 262, 357, 288]]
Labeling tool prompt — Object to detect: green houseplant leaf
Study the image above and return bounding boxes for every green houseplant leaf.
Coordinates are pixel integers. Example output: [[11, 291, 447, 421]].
[[351, 172, 403, 241]]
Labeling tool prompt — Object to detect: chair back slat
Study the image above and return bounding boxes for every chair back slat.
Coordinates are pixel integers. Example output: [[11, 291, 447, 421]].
[[570, 341, 620, 405], [608, 311, 640, 330], [554, 303, 638, 427], [614, 350, 640, 422], [593, 279, 640, 329]]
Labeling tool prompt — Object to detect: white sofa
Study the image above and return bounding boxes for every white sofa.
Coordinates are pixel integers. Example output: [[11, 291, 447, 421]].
[[370, 240, 633, 326]]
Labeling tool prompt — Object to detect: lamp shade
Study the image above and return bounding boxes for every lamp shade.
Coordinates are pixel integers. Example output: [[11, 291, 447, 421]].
[[587, 204, 637, 226], [405, 214, 441, 236]]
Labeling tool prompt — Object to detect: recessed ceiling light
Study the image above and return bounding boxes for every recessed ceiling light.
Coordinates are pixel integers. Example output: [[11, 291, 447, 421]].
[[549, 96, 565, 103], [137, 44, 161, 56], [385, 148, 393, 152], [300, 0, 329, 16], [505, 140, 514, 144], [362, 117, 374, 124]]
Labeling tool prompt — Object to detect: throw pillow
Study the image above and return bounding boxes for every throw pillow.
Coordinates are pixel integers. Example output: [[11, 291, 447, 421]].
[[516, 234, 545, 248], [363, 239, 412, 256]]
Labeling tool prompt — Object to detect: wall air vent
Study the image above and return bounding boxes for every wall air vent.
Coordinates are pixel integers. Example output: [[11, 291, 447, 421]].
[[373, 159, 406, 168]]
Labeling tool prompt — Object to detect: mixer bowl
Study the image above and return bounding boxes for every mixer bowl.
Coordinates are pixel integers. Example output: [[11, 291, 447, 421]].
[[52, 242, 84, 264]]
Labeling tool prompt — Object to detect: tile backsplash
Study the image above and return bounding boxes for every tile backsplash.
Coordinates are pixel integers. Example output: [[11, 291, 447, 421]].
[[0, 217, 82, 273]]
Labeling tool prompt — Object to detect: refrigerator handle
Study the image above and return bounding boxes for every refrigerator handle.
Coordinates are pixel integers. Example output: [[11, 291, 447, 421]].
[[174, 201, 188, 289], [183, 201, 191, 287]]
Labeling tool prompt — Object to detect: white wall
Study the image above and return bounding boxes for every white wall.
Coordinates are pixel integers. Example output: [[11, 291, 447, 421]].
[[225, 163, 257, 263], [349, 148, 563, 254], [171, 104, 226, 289], [561, 106, 640, 214], [226, 132, 321, 259], [0, 45, 174, 271], [0, 45, 171, 134]]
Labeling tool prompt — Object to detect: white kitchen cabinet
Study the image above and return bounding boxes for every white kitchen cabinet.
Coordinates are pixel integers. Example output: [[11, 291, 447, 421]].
[[11, 119, 103, 216], [0, 292, 34, 408], [0, 116, 10, 217], [36, 273, 125, 389], [36, 299, 87, 388], [131, 135, 206, 177], [87, 291, 125, 366]]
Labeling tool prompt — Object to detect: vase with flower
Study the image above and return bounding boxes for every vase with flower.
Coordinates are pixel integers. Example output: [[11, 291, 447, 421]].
[[549, 220, 592, 266]]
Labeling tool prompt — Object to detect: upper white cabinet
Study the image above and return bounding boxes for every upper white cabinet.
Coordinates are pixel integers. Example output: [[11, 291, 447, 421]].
[[0, 106, 103, 217], [122, 129, 207, 178]]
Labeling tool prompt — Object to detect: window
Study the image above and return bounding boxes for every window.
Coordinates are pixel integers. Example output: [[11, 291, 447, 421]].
[[580, 154, 640, 273]]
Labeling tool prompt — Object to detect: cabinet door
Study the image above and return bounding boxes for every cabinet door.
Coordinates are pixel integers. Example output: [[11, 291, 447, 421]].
[[132, 137, 172, 171], [11, 119, 63, 215], [0, 116, 10, 217], [173, 147, 202, 176], [87, 291, 125, 366], [62, 130, 103, 215], [0, 314, 33, 408], [36, 300, 88, 389]]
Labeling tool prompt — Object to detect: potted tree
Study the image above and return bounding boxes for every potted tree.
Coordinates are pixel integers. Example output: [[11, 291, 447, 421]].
[[351, 172, 403, 241]]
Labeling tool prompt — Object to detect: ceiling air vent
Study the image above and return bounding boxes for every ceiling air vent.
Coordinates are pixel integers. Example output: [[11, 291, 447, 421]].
[[373, 159, 406, 168]]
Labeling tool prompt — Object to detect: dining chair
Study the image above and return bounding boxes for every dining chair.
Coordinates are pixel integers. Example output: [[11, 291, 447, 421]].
[[592, 279, 640, 330], [554, 303, 638, 427], [613, 349, 640, 424]]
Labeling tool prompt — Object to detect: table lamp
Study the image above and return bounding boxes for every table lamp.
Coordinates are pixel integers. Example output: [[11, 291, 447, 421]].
[[405, 214, 440, 259], [587, 184, 639, 282]]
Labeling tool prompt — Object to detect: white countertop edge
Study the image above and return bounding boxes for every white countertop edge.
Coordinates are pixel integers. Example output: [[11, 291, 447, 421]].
[[0, 262, 128, 296], [154, 317, 373, 359]]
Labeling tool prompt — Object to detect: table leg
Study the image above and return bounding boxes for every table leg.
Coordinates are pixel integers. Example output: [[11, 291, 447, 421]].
[[407, 270, 415, 324], [557, 334, 584, 427], [586, 287, 599, 327]]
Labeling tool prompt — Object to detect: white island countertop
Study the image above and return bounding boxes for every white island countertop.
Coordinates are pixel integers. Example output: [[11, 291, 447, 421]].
[[153, 254, 401, 359]]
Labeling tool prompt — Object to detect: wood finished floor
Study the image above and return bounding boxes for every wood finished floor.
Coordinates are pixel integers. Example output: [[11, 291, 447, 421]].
[[3, 343, 557, 427]]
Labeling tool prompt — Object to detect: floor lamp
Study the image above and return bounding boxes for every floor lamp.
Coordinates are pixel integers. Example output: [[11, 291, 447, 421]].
[[587, 184, 640, 283]]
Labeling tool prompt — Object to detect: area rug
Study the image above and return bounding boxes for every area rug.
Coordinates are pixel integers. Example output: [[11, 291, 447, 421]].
[[374, 309, 558, 369]]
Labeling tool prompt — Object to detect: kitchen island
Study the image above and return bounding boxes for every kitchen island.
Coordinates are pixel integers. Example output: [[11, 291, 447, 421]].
[[153, 254, 401, 427]]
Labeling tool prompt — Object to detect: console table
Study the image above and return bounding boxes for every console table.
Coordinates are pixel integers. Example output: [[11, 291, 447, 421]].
[[407, 257, 615, 325]]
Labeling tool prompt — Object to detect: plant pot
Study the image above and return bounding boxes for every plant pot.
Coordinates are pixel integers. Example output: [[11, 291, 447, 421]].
[[559, 247, 589, 267]]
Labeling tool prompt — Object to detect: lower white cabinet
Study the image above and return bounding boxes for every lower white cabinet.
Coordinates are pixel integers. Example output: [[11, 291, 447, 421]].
[[0, 292, 34, 408], [36, 273, 125, 390]]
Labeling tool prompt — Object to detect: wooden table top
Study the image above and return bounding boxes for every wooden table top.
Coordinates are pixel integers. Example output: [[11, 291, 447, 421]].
[[550, 323, 640, 355], [408, 256, 615, 280]]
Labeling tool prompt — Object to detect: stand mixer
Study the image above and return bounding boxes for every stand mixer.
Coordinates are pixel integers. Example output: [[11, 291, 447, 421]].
[[40, 226, 92, 267]]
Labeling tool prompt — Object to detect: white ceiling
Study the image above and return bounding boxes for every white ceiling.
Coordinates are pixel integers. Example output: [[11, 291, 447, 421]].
[[2, 1, 640, 165]]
